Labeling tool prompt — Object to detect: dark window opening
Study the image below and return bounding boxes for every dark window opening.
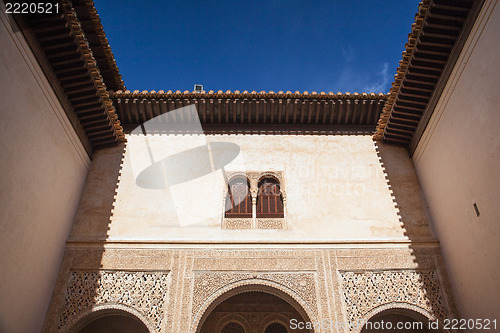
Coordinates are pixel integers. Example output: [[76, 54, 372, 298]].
[[256, 178, 284, 218], [221, 322, 245, 333], [265, 322, 288, 333], [225, 177, 252, 218]]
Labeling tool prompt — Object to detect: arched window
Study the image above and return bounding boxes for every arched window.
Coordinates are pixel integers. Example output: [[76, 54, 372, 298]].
[[75, 311, 149, 333], [225, 177, 252, 218], [221, 321, 245, 333], [256, 178, 284, 218], [265, 322, 288, 333], [361, 309, 432, 333]]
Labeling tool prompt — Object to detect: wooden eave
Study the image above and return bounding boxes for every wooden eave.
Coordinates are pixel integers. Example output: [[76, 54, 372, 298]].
[[111, 90, 387, 135], [15, 0, 125, 152], [375, 0, 485, 152], [71, 0, 125, 92]]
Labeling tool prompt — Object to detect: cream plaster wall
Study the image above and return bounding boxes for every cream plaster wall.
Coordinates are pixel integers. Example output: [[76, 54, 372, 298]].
[[70, 133, 433, 243], [412, 0, 500, 323], [0, 11, 90, 333]]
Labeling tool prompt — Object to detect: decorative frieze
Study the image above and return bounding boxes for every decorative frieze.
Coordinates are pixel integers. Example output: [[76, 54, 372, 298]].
[[223, 218, 253, 229], [223, 218, 286, 229], [256, 218, 285, 229]]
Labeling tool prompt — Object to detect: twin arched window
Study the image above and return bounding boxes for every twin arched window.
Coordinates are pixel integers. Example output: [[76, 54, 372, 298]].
[[225, 176, 284, 219]]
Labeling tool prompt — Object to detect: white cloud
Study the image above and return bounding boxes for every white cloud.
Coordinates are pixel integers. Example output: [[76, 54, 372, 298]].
[[363, 62, 390, 93], [323, 61, 392, 94], [341, 46, 354, 63]]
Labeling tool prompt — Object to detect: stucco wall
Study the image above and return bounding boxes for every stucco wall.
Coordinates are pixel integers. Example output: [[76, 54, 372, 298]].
[[0, 11, 90, 333], [70, 133, 433, 243], [412, 0, 500, 323]]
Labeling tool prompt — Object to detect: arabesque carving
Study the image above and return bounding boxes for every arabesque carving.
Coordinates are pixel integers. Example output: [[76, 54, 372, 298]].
[[340, 269, 448, 329], [58, 270, 169, 332], [256, 218, 285, 229], [223, 218, 253, 229], [192, 271, 317, 321]]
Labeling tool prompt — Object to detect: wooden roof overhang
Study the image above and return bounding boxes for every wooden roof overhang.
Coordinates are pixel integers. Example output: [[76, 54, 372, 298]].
[[375, 0, 485, 153], [111, 90, 387, 135], [71, 0, 125, 92], [13, 0, 125, 154]]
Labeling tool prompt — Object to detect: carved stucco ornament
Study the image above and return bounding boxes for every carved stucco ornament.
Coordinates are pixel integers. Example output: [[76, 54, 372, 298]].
[[58, 270, 169, 333], [340, 269, 449, 331]]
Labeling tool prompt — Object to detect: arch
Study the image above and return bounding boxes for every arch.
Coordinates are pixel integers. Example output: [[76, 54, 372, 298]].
[[220, 321, 248, 333], [258, 313, 291, 333], [264, 322, 289, 333], [225, 175, 252, 218], [220, 321, 246, 333], [256, 177, 284, 218], [192, 279, 316, 333], [62, 303, 155, 333], [226, 171, 250, 184], [355, 302, 438, 333], [215, 314, 251, 333], [257, 171, 284, 186]]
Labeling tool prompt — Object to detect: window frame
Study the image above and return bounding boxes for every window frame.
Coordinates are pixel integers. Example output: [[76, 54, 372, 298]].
[[222, 171, 286, 230], [256, 177, 284, 218]]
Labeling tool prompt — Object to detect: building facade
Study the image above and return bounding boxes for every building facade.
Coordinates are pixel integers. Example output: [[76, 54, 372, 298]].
[[1, 0, 499, 332]]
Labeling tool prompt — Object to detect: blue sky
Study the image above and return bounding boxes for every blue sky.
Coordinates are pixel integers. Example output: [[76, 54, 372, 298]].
[[94, 1, 419, 93]]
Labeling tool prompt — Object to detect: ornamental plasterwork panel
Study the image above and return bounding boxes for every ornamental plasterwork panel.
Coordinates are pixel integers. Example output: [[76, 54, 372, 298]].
[[223, 218, 253, 229], [257, 273, 317, 316], [192, 271, 317, 321], [340, 269, 448, 329], [223, 217, 286, 229], [335, 248, 437, 271], [192, 272, 254, 318], [223, 218, 286, 230], [256, 218, 285, 229], [58, 270, 170, 333]]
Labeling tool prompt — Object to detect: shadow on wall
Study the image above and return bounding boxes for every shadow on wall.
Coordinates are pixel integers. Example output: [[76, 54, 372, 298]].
[[135, 141, 240, 189], [375, 142, 434, 241], [42, 144, 127, 332], [69, 144, 126, 242], [373, 141, 459, 328]]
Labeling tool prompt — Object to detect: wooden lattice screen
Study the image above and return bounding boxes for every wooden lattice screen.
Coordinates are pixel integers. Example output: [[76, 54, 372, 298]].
[[256, 178, 284, 218], [225, 178, 252, 218]]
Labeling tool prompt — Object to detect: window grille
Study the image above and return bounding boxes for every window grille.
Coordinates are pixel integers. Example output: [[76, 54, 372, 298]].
[[256, 178, 284, 218], [225, 177, 252, 218]]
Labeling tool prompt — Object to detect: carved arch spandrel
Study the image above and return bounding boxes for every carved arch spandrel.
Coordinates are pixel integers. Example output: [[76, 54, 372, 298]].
[[339, 269, 451, 331], [191, 275, 317, 333], [57, 270, 170, 333]]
